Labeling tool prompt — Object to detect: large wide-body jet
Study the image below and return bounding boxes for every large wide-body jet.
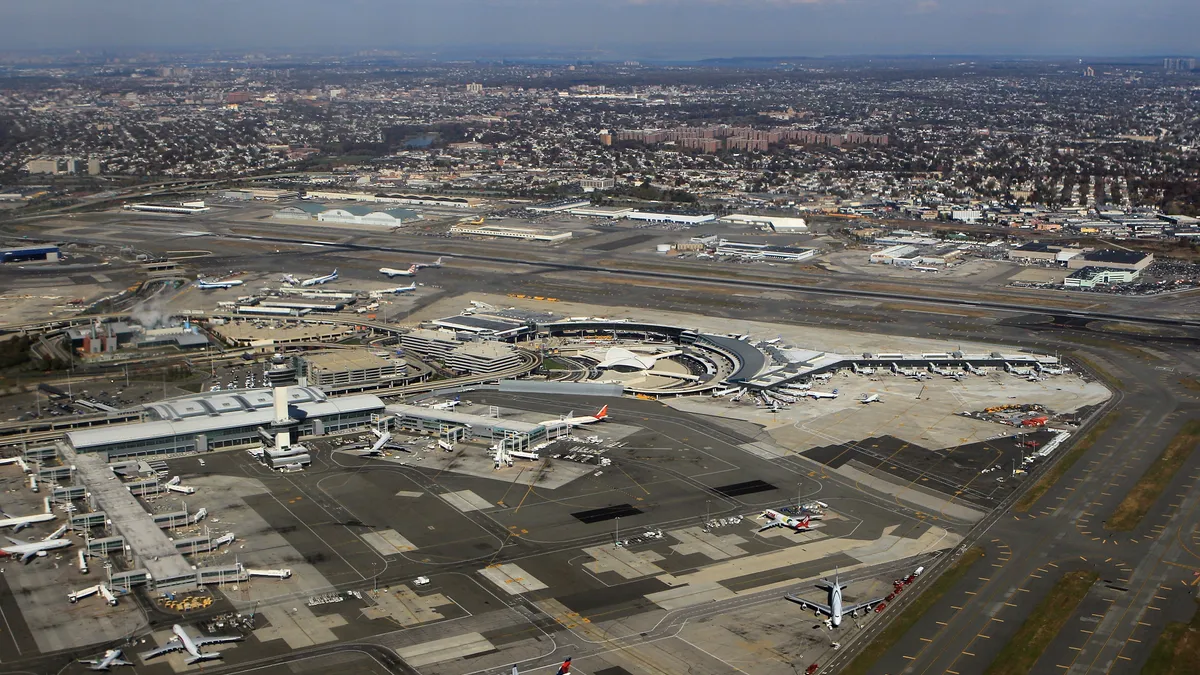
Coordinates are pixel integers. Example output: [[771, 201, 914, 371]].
[[757, 509, 818, 533], [0, 499, 56, 531], [540, 406, 608, 430], [78, 649, 133, 671], [1, 535, 71, 563], [380, 265, 418, 278], [142, 624, 243, 665], [300, 269, 338, 287], [195, 277, 243, 289], [785, 570, 884, 627]]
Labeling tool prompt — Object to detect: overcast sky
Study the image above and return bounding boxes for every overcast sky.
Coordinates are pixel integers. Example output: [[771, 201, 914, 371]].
[[2, 0, 1196, 59]]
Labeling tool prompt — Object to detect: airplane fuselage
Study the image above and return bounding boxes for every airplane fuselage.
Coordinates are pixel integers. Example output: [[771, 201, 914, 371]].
[[830, 585, 843, 626], [174, 624, 200, 657]]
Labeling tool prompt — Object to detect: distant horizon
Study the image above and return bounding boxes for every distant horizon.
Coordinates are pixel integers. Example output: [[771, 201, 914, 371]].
[[2, 0, 1196, 62]]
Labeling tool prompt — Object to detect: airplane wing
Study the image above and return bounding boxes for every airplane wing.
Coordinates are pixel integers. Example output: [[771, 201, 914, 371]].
[[785, 595, 833, 616], [5, 536, 26, 546], [193, 634, 243, 647], [842, 597, 886, 615], [140, 638, 185, 660], [19, 551, 36, 564], [110, 658, 133, 666]]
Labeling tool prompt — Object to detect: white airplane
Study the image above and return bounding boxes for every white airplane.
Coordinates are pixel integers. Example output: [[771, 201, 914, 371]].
[[540, 406, 609, 429], [757, 509, 818, 533], [0, 499, 56, 531], [281, 273, 300, 286], [79, 649, 133, 671], [414, 256, 444, 269], [141, 624, 243, 665], [371, 282, 417, 297], [1, 535, 71, 563], [859, 394, 882, 404], [300, 269, 338, 287], [195, 277, 244, 290], [428, 397, 460, 411], [802, 389, 839, 400], [380, 264, 419, 278], [785, 569, 884, 628]]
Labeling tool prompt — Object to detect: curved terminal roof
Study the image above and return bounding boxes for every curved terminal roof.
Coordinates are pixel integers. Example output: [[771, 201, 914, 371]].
[[696, 334, 767, 383]]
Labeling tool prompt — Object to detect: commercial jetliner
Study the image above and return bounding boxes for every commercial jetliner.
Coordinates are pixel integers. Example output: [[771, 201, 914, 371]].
[[141, 624, 243, 665], [79, 649, 133, 671], [195, 277, 244, 290], [757, 509, 818, 533], [859, 394, 882, 404], [540, 406, 608, 429], [802, 389, 839, 400], [0, 498, 56, 531], [785, 569, 884, 628], [300, 269, 338, 287], [1, 535, 72, 563], [371, 282, 416, 296], [414, 256, 444, 269], [380, 264, 419, 278]]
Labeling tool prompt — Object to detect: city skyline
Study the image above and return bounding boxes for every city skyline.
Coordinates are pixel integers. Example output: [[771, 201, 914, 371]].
[[1, 0, 1196, 59]]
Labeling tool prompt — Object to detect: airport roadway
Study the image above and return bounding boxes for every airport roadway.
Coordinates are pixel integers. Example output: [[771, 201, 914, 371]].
[[843, 327, 1200, 674]]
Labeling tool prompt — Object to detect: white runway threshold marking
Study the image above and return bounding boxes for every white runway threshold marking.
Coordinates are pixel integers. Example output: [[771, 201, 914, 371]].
[[479, 563, 549, 595], [395, 632, 495, 667], [439, 489, 494, 512], [362, 529, 417, 555]]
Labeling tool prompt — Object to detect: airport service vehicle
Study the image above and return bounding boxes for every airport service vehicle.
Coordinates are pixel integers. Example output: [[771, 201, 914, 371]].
[[299, 269, 338, 287], [540, 406, 609, 430], [142, 624, 243, 665], [78, 649, 133, 671], [785, 569, 885, 628], [195, 277, 244, 290], [380, 264, 419, 278], [757, 510, 818, 533], [414, 576, 430, 586], [1, 535, 71, 563]]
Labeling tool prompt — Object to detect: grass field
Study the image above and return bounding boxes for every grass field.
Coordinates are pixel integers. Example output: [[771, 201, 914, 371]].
[[840, 547, 985, 675], [1015, 412, 1119, 512], [1108, 420, 1200, 531], [983, 570, 1100, 675], [1141, 600, 1200, 675]]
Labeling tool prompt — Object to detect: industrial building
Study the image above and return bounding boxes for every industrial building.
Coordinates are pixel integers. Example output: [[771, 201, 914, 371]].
[[715, 239, 817, 262], [1066, 249, 1153, 271], [449, 222, 573, 243], [719, 214, 808, 233], [299, 351, 408, 388], [525, 198, 593, 213], [1065, 266, 1141, 288], [1007, 242, 1083, 264], [431, 314, 530, 338], [387, 403, 547, 450], [123, 201, 210, 215], [579, 177, 616, 192], [1, 245, 60, 263], [300, 191, 479, 208], [445, 342, 523, 374], [65, 387, 384, 459], [273, 202, 421, 226], [568, 205, 634, 219], [626, 211, 716, 226]]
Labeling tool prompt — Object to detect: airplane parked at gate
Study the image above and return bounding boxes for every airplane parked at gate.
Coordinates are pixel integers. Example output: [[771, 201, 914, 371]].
[[0, 498, 56, 531], [1, 535, 72, 563], [380, 264, 419, 278], [540, 406, 609, 429], [785, 569, 884, 628], [300, 269, 338, 287], [78, 649, 133, 671], [141, 624, 243, 665], [757, 509, 818, 533], [195, 277, 244, 290]]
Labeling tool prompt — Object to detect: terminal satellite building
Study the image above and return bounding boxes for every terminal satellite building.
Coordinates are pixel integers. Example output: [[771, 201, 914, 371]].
[[66, 387, 384, 459]]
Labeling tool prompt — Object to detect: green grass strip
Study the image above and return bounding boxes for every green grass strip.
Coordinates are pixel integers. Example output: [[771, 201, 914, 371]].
[[1014, 412, 1119, 513], [1108, 420, 1200, 531], [983, 570, 1099, 675], [1141, 600, 1200, 675], [840, 547, 985, 675]]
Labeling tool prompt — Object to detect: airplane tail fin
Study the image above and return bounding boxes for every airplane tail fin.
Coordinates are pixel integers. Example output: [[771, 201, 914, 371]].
[[556, 657, 572, 675], [596, 405, 608, 419]]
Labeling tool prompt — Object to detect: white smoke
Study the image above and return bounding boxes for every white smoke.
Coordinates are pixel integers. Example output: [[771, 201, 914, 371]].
[[129, 295, 177, 329]]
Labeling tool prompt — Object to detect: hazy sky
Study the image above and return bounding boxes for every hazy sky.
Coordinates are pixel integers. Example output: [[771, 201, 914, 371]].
[[3, 0, 1196, 59]]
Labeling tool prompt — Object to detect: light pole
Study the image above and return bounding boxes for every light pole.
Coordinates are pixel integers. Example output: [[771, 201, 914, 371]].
[[371, 562, 378, 593], [614, 516, 620, 547]]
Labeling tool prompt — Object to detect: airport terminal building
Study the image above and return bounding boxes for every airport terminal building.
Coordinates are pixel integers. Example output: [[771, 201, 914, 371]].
[[66, 387, 385, 459]]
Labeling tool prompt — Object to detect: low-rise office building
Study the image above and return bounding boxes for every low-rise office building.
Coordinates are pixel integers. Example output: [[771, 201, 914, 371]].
[[445, 342, 523, 374]]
